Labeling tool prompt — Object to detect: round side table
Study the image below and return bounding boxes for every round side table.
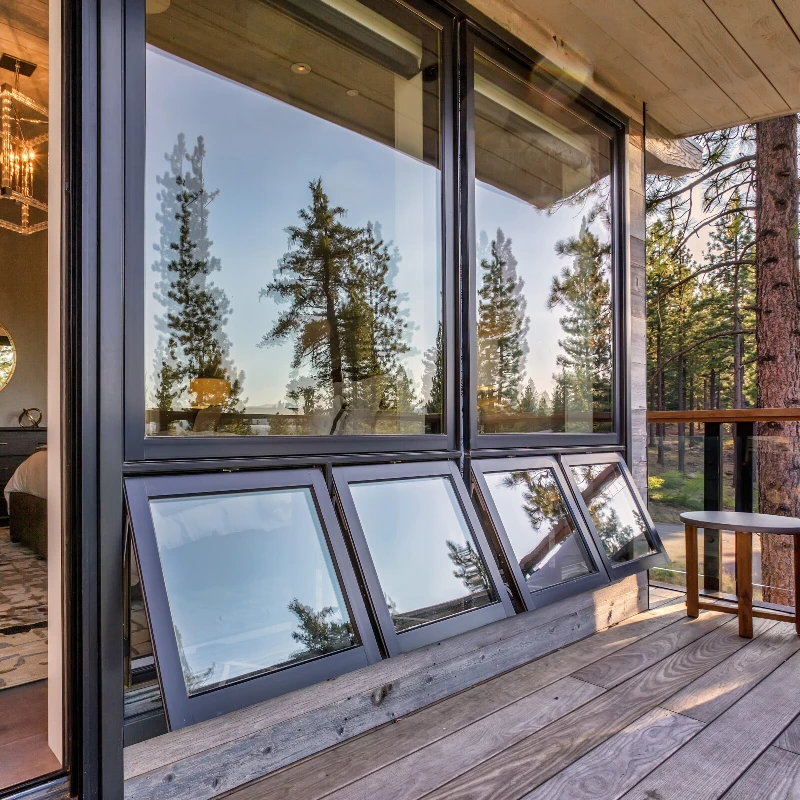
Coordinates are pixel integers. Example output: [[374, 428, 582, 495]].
[[680, 511, 800, 638]]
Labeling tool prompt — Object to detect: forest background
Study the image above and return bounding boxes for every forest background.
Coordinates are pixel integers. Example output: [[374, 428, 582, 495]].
[[647, 114, 800, 604]]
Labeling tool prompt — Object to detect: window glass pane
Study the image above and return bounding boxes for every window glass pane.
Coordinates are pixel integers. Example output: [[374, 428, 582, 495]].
[[569, 463, 655, 563], [149, 488, 356, 695], [349, 476, 496, 631], [482, 468, 595, 591], [144, 0, 443, 437], [474, 49, 614, 435]]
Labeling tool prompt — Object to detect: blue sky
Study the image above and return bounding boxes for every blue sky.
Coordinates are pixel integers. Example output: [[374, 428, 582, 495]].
[[145, 45, 611, 407], [145, 46, 440, 408]]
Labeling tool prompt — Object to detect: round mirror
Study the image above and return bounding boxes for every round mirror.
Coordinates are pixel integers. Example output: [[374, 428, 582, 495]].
[[0, 323, 16, 392]]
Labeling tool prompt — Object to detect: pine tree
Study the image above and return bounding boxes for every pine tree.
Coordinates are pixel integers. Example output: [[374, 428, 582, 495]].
[[154, 135, 243, 412], [548, 213, 612, 429], [262, 179, 362, 435], [341, 222, 409, 430], [287, 599, 353, 658], [477, 236, 525, 414], [262, 181, 411, 435], [422, 321, 444, 417], [446, 540, 491, 595]]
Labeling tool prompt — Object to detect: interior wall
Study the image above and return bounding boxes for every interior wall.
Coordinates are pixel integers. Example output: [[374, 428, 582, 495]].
[[0, 228, 48, 427]]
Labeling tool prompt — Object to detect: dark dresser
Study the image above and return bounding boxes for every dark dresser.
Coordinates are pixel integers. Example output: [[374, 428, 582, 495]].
[[0, 427, 47, 524]]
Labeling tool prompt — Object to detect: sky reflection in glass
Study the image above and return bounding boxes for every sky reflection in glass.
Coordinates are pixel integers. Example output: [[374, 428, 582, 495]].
[[349, 476, 496, 632], [149, 488, 354, 695], [474, 49, 614, 434], [144, 0, 443, 436]]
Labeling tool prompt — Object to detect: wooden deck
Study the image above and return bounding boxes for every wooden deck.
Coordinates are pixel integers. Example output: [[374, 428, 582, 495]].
[[220, 588, 800, 800]]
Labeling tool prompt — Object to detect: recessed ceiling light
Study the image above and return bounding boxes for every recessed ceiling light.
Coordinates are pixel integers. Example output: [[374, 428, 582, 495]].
[[145, 0, 171, 13], [346, 89, 359, 97], [291, 63, 312, 75]]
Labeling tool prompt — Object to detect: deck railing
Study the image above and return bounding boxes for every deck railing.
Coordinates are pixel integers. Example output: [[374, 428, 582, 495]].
[[646, 408, 800, 603]]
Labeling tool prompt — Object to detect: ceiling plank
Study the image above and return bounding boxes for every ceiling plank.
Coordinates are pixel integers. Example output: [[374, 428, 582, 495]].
[[0, 0, 48, 44], [705, 0, 800, 109], [566, 0, 747, 129], [636, 0, 788, 120], [500, 0, 709, 133], [773, 0, 800, 41]]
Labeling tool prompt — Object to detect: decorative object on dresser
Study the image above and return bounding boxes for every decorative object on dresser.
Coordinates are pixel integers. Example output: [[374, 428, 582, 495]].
[[0, 427, 46, 524], [18, 407, 43, 428]]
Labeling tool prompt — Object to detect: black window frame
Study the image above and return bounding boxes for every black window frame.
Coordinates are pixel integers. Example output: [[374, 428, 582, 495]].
[[72, 0, 644, 794], [471, 455, 610, 611], [124, 468, 382, 731], [462, 24, 628, 453], [561, 452, 667, 579], [332, 460, 515, 656], [123, 0, 459, 462]]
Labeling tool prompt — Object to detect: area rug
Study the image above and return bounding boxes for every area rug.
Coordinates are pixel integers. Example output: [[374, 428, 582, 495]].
[[0, 527, 48, 687]]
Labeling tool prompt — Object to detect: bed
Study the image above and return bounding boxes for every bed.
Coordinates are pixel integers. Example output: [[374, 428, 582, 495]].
[[4, 448, 47, 558]]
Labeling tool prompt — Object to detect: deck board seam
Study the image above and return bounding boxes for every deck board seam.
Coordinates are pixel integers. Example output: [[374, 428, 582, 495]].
[[222, 606, 686, 800], [415, 616, 765, 800], [616, 647, 800, 800], [314, 678, 608, 800]]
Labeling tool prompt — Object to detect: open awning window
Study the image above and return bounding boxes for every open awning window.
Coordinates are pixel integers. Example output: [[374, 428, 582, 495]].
[[333, 461, 514, 655], [125, 469, 380, 730], [562, 453, 668, 579], [471, 456, 609, 611]]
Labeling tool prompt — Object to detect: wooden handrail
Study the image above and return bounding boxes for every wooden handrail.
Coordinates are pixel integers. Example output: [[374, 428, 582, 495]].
[[647, 408, 800, 423]]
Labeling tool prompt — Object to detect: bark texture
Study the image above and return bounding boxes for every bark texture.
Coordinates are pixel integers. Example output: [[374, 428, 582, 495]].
[[756, 115, 800, 606]]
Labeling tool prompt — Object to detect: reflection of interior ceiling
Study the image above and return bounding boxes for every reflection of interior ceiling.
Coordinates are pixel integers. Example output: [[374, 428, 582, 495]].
[[0, 1, 48, 110], [146, 0, 440, 166], [0, 0, 48, 230]]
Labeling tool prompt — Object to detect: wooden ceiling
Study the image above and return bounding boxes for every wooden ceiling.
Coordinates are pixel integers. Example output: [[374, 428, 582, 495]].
[[0, 0, 48, 110], [469, 0, 800, 136]]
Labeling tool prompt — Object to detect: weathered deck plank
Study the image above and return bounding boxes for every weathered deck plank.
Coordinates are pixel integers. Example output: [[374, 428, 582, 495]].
[[225, 599, 685, 800], [323, 677, 603, 800], [573, 611, 731, 689], [524, 707, 704, 800], [423, 616, 759, 800], [619, 649, 800, 800], [663, 619, 798, 722], [721, 746, 800, 800], [775, 712, 800, 755]]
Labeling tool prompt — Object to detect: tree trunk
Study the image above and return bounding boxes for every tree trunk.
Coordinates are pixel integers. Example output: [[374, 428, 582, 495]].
[[733, 262, 744, 410], [756, 115, 800, 606], [678, 356, 686, 473], [657, 331, 664, 466]]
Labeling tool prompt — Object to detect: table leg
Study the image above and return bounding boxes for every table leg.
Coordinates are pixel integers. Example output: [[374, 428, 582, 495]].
[[736, 531, 753, 638], [685, 524, 699, 618], [794, 536, 800, 636]]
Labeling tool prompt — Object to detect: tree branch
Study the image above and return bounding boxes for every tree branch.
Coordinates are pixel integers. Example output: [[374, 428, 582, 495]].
[[648, 328, 755, 381], [649, 255, 755, 306], [671, 207, 756, 257], [648, 154, 756, 210]]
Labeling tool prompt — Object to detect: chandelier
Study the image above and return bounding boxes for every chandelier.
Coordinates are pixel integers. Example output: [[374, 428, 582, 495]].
[[0, 54, 47, 235]]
